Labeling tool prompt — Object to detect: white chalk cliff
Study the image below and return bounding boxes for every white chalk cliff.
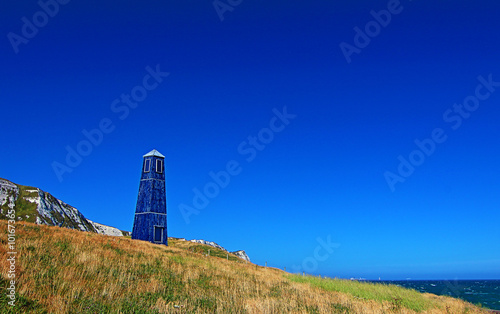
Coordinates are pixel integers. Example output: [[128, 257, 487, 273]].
[[0, 178, 128, 236]]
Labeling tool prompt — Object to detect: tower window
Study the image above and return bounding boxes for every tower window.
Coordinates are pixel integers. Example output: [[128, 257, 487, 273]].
[[154, 226, 164, 242], [144, 159, 151, 173], [156, 159, 163, 173]]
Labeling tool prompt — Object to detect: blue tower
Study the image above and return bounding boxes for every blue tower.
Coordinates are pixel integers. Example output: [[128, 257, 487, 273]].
[[132, 149, 168, 245]]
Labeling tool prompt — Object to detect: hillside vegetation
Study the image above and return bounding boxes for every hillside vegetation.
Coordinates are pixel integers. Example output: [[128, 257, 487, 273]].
[[0, 221, 489, 313], [0, 181, 39, 224]]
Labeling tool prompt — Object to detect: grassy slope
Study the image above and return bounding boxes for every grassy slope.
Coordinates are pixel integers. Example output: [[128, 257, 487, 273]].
[[0, 221, 490, 314]]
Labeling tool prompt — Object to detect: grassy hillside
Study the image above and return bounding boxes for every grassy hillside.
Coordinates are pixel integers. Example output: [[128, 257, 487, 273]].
[[0, 221, 490, 313], [0, 180, 38, 224]]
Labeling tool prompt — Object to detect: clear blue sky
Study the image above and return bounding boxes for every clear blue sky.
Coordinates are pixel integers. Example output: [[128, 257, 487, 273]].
[[1, 0, 499, 280]]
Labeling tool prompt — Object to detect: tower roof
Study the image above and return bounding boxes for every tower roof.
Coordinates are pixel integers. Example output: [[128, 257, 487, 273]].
[[143, 149, 165, 158]]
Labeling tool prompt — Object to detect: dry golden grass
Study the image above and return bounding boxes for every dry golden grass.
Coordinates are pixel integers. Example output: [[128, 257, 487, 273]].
[[0, 221, 491, 313]]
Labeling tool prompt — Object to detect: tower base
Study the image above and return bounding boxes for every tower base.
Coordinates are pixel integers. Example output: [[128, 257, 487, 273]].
[[131, 213, 168, 245]]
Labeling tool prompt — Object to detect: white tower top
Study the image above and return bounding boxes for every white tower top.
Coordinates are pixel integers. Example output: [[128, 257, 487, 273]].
[[143, 149, 165, 158]]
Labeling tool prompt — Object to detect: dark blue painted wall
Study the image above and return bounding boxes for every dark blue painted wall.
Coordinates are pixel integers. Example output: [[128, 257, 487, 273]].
[[131, 152, 168, 245]]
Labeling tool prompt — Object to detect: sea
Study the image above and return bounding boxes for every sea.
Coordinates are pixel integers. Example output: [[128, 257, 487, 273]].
[[373, 280, 500, 311]]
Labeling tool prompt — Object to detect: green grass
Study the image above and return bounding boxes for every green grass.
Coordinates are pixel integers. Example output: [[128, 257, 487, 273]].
[[191, 244, 241, 262], [0, 181, 38, 223], [0, 183, 41, 223], [0, 277, 47, 314], [13, 186, 39, 223], [287, 275, 437, 312], [330, 303, 352, 313]]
